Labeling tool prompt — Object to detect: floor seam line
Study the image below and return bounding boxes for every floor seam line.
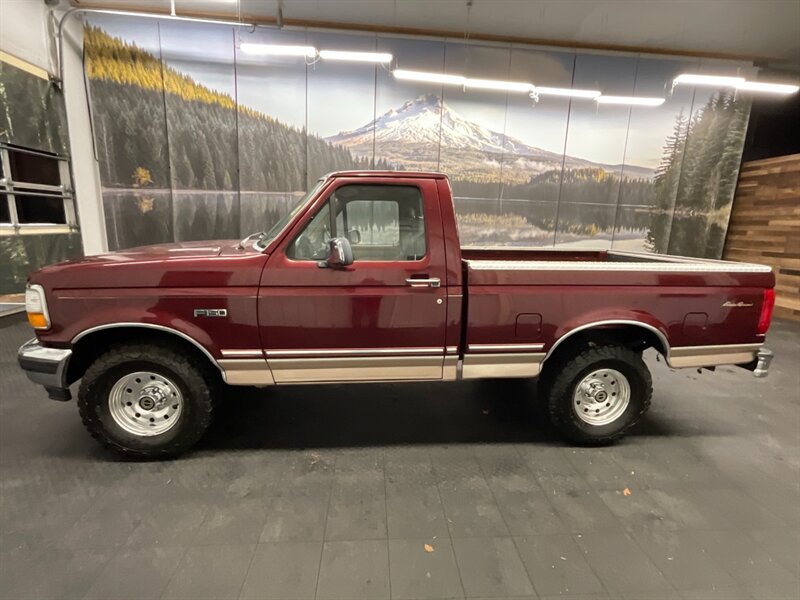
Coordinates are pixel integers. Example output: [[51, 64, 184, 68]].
[[313, 452, 336, 600], [382, 449, 392, 599], [430, 448, 470, 600]]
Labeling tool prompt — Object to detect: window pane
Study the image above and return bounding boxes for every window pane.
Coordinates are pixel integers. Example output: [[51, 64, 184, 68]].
[[14, 194, 67, 224], [337, 185, 426, 261], [8, 149, 61, 187], [287, 201, 332, 260], [346, 200, 400, 245], [288, 184, 427, 262], [0, 195, 10, 223]]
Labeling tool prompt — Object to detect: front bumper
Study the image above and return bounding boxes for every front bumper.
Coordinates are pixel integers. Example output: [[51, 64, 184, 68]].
[[17, 338, 73, 400], [739, 347, 774, 378]]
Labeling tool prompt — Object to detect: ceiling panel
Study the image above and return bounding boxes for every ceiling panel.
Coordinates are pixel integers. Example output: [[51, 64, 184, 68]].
[[71, 0, 800, 65]]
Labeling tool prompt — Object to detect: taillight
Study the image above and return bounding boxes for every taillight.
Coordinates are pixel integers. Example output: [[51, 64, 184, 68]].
[[757, 288, 775, 335]]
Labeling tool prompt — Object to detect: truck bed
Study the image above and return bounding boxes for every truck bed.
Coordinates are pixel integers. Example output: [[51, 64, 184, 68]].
[[460, 248, 774, 377], [462, 248, 773, 286]]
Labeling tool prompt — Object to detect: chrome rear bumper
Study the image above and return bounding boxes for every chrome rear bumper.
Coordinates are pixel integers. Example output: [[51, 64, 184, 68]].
[[17, 338, 73, 400]]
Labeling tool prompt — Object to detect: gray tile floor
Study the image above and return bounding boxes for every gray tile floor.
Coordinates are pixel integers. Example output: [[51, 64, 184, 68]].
[[0, 303, 24, 318], [1, 315, 798, 600]]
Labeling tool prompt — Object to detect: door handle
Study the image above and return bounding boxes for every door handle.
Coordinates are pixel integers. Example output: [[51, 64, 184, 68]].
[[406, 277, 441, 288]]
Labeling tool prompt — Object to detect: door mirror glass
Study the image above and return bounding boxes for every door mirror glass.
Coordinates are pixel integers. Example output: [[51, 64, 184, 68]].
[[319, 237, 353, 268]]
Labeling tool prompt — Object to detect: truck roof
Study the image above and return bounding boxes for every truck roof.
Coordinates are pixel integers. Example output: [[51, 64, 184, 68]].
[[325, 170, 448, 180]]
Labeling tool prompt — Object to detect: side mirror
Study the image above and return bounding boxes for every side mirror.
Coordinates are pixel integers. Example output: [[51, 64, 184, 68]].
[[318, 237, 353, 268]]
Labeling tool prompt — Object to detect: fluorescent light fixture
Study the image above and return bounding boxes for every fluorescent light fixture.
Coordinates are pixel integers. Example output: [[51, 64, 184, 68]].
[[393, 69, 466, 85], [240, 43, 317, 57], [393, 70, 531, 92], [673, 73, 799, 95], [735, 80, 799, 94], [673, 73, 746, 88], [319, 50, 393, 63], [81, 8, 254, 27], [392, 70, 605, 97], [596, 95, 666, 106], [534, 86, 601, 99], [464, 78, 532, 92]]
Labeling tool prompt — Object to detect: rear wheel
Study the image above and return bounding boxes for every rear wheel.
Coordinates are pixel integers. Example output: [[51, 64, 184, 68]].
[[78, 342, 216, 459], [540, 345, 652, 445]]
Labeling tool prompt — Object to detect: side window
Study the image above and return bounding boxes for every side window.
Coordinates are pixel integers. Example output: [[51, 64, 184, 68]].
[[287, 201, 331, 260], [1, 145, 75, 232], [345, 200, 400, 247], [288, 184, 426, 261]]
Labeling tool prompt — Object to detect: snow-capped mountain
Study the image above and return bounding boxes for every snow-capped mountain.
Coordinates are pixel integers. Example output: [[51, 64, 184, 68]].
[[325, 94, 653, 181]]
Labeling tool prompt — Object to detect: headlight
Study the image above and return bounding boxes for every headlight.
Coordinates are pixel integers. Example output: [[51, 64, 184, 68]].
[[25, 284, 50, 330]]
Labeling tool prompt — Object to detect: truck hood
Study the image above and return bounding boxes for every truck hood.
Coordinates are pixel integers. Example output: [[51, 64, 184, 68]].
[[29, 240, 267, 290], [71, 240, 229, 264]]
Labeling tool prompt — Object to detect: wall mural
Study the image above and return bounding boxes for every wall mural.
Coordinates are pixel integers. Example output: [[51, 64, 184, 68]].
[[84, 16, 754, 258], [0, 60, 83, 295], [0, 61, 69, 155]]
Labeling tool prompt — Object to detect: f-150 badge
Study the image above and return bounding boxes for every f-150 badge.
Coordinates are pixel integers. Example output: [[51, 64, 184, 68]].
[[193, 309, 227, 317]]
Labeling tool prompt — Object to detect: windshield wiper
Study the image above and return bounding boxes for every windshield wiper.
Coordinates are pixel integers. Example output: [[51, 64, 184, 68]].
[[238, 231, 265, 250]]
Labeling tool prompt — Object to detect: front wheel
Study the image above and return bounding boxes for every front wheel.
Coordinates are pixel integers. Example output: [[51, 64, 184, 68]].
[[78, 342, 216, 459], [540, 345, 652, 445]]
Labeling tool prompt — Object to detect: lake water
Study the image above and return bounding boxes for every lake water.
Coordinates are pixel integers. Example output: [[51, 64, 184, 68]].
[[103, 188, 668, 250], [102, 189, 304, 250]]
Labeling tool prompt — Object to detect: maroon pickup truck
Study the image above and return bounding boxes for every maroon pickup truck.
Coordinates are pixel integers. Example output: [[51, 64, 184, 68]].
[[19, 171, 776, 458]]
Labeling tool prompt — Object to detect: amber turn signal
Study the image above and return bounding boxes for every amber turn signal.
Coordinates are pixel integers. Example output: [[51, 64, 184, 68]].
[[27, 312, 48, 329], [25, 284, 50, 330]]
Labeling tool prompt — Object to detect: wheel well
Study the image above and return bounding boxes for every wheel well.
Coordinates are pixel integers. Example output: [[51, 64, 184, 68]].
[[66, 326, 221, 385], [543, 324, 668, 367]]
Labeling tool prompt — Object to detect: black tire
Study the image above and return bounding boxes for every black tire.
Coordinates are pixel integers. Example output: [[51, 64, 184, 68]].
[[540, 345, 652, 445], [78, 342, 217, 459]]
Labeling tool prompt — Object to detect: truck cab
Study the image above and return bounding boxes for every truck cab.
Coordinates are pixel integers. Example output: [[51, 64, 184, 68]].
[[255, 172, 459, 384]]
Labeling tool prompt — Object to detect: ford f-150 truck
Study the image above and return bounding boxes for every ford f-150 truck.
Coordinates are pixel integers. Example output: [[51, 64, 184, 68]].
[[18, 171, 776, 458]]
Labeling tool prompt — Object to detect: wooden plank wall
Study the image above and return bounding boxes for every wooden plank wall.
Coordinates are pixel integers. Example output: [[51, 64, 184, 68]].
[[724, 153, 800, 321]]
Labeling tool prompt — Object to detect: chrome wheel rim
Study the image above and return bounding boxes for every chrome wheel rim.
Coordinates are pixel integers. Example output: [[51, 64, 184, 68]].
[[573, 368, 630, 426], [108, 371, 183, 436]]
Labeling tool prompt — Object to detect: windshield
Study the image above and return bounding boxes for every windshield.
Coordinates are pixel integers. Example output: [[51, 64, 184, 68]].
[[252, 179, 326, 250]]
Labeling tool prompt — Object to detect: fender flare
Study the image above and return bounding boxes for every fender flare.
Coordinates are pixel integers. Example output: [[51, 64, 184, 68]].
[[542, 319, 670, 364], [71, 322, 224, 377]]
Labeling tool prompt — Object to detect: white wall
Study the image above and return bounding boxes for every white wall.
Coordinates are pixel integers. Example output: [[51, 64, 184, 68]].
[[0, 0, 108, 254], [59, 11, 108, 254], [0, 0, 54, 72]]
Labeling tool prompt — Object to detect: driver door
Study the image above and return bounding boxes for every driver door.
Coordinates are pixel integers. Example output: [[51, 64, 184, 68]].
[[258, 177, 448, 383]]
